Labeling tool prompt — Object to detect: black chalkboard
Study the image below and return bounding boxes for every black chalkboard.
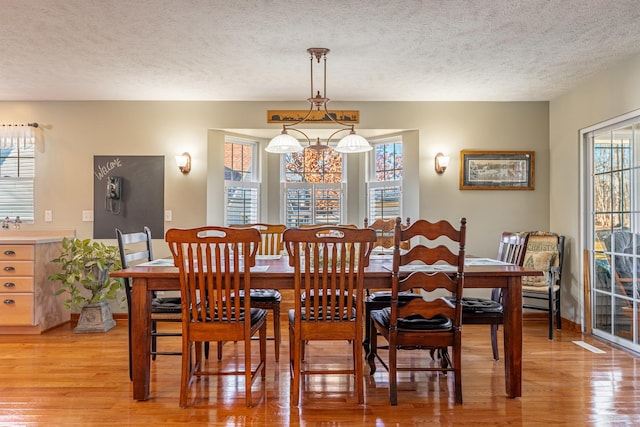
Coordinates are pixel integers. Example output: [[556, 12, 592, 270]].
[[93, 156, 164, 239]]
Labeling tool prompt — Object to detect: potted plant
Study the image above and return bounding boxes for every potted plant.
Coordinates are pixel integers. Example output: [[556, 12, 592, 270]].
[[48, 237, 123, 333]]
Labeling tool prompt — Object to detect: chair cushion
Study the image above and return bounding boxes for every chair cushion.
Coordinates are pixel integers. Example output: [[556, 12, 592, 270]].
[[522, 234, 559, 287], [368, 291, 423, 302], [152, 297, 182, 313], [456, 296, 503, 314], [199, 307, 266, 324], [237, 289, 282, 302], [371, 307, 452, 331]]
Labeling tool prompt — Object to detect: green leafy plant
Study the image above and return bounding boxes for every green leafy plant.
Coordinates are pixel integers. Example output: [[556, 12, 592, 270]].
[[48, 237, 123, 311]]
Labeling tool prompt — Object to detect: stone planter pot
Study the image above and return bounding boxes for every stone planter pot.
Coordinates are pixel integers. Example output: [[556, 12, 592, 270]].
[[73, 301, 116, 333]]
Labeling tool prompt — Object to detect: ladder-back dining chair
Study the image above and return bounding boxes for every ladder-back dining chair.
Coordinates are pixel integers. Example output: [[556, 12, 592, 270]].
[[283, 225, 377, 406], [116, 226, 181, 381], [368, 217, 467, 405], [362, 217, 420, 354], [166, 226, 267, 408]]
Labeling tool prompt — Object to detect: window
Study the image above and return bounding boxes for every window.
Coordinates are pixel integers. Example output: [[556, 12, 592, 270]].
[[282, 147, 345, 227], [0, 125, 35, 222], [583, 112, 640, 353], [224, 137, 259, 225], [367, 138, 402, 221]]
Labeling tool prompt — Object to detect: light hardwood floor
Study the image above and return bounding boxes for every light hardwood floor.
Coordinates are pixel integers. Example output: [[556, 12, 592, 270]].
[[0, 318, 638, 426]]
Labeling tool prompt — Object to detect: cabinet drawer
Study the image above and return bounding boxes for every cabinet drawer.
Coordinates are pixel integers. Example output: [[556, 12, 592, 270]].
[[0, 245, 34, 261], [0, 261, 34, 277], [0, 277, 34, 293], [0, 294, 34, 325]]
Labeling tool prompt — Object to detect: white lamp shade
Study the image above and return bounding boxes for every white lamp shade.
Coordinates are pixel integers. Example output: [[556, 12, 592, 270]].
[[334, 133, 372, 153], [175, 154, 189, 167], [439, 155, 450, 168], [265, 133, 304, 154]]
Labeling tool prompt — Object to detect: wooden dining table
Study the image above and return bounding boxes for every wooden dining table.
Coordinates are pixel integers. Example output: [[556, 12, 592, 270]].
[[109, 255, 540, 401]]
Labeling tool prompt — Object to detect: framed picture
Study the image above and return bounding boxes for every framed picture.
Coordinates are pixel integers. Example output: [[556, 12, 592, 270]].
[[459, 150, 535, 190]]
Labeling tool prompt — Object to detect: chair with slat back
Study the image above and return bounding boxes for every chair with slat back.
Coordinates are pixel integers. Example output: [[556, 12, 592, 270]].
[[116, 226, 182, 381], [229, 223, 284, 362], [362, 217, 420, 354], [166, 226, 267, 408], [283, 225, 377, 406], [368, 217, 467, 405], [452, 231, 529, 360]]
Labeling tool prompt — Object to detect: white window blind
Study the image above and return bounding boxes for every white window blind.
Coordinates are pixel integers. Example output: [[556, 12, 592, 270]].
[[0, 124, 35, 221], [225, 184, 259, 225], [367, 181, 401, 221], [283, 182, 344, 227]]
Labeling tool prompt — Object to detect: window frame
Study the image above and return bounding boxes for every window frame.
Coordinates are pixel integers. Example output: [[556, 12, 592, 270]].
[[366, 136, 403, 222]]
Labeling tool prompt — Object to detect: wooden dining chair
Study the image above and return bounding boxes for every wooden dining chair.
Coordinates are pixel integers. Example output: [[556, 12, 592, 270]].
[[368, 217, 467, 405], [362, 217, 420, 354], [166, 226, 267, 408], [229, 223, 285, 362], [454, 231, 529, 360], [116, 226, 181, 381], [283, 225, 377, 406]]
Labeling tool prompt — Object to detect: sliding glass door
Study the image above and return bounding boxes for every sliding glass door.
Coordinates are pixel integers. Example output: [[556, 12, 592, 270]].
[[584, 114, 640, 353]]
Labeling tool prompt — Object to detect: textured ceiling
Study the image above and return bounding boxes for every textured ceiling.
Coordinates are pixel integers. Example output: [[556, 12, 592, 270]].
[[2, 0, 640, 102]]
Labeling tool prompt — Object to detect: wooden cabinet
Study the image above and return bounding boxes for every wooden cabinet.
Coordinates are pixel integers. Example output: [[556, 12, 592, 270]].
[[0, 231, 74, 334]]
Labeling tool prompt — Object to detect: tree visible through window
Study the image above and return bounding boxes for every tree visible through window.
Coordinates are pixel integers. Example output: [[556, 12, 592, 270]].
[[368, 138, 402, 221], [283, 147, 344, 227], [224, 138, 259, 225]]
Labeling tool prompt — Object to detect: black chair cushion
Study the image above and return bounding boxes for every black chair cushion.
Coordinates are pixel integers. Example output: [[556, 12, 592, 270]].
[[371, 307, 452, 331], [237, 289, 282, 302], [152, 297, 182, 313], [368, 291, 423, 302], [196, 307, 266, 324], [455, 296, 503, 314]]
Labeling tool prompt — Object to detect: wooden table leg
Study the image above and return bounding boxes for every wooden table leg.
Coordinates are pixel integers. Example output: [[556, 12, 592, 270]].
[[131, 277, 152, 401], [502, 276, 523, 398]]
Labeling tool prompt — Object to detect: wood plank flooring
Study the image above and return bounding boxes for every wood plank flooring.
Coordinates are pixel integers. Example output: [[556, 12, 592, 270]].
[[0, 319, 638, 426]]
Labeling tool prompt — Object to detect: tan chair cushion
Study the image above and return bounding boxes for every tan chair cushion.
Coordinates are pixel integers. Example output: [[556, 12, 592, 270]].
[[522, 233, 559, 287]]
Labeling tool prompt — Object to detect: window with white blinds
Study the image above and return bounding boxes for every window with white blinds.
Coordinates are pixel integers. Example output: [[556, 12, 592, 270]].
[[0, 125, 35, 222], [282, 146, 345, 227], [367, 138, 402, 221], [224, 137, 259, 225]]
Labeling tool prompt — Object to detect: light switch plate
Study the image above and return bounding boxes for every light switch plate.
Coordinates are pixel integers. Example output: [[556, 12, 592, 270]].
[[82, 210, 94, 222], [44, 210, 53, 222], [165, 210, 172, 221]]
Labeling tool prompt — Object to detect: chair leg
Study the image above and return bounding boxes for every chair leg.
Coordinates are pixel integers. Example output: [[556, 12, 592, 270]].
[[490, 324, 500, 360], [389, 335, 398, 406], [363, 303, 371, 354], [273, 305, 281, 362], [151, 320, 157, 360], [555, 290, 562, 330], [453, 341, 463, 404], [290, 324, 301, 407], [548, 288, 554, 340], [217, 342, 224, 361], [354, 334, 364, 404], [244, 332, 253, 407], [367, 317, 378, 375]]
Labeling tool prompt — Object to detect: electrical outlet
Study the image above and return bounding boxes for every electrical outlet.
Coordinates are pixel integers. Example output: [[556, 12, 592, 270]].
[[44, 210, 53, 222], [82, 210, 94, 222], [164, 210, 172, 221]]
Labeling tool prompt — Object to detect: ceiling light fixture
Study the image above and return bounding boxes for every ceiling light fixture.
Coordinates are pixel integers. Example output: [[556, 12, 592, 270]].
[[265, 48, 372, 154]]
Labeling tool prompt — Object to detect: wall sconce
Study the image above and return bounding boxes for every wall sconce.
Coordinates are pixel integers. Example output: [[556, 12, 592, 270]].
[[175, 152, 191, 174], [435, 152, 450, 174]]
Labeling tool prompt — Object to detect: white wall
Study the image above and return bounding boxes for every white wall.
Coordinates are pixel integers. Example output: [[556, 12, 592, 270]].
[[0, 100, 549, 311], [550, 53, 640, 325]]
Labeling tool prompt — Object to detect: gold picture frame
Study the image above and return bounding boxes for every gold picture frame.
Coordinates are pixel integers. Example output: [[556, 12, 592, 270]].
[[459, 150, 535, 190], [267, 110, 359, 124]]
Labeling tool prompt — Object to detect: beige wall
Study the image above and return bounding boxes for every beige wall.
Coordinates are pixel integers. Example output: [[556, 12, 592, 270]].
[[0, 100, 549, 311], [550, 53, 640, 325]]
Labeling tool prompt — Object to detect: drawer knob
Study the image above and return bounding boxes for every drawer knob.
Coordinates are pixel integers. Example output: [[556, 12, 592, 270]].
[[3, 250, 15, 256], [3, 266, 15, 272], [3, 282, 15, 288], [3, 299, 15, 305]]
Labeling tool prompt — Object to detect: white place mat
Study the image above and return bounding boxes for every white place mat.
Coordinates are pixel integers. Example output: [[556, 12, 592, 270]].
[[256, 254, 282, 260], [136, 258, 269, 272]]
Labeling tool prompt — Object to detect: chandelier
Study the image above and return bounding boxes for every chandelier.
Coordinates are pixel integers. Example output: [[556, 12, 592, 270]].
[[265, 48, 372, 154]]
